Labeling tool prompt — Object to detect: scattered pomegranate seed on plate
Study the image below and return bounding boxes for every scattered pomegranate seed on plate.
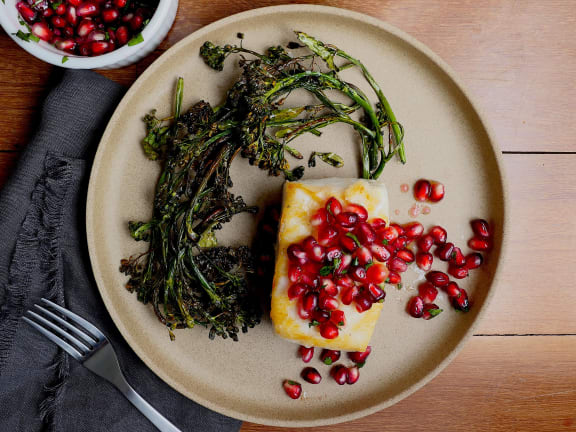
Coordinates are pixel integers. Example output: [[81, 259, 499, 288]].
[[429, 226, 447, 244], [301, 367, 322, 384], [282, 380, 302, 399], [331, 365, 349, 385], [416, 251, 433, 271], [346, 366, 360, 384], [471, 219, 491, 238], [348, 346, 372, 364], [429, 181, 445, 202], [418, 282, 438, 304], [299, 346, 314, 363], [448, 265, 469, 279], [465, 252, 483, 270], [413, 179, 431, 201], [407, 296, 424, 318], [320, 349, 341, 365], [468, 237, 491, 251], [426, 271, 450, 287], [422, 303, 443, 320]]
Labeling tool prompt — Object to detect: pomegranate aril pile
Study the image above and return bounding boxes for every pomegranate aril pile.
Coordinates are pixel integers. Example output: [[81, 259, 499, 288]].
[[413, 179, 445, 203], [286, 197, 391, 340], [14, 0, 158, 57]]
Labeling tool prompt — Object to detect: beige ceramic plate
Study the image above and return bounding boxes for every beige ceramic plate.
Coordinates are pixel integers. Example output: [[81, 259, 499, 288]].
[[86, 5, 507, 427]]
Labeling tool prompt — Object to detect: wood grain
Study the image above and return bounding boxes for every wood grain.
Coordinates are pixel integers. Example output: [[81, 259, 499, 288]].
[[241, 336, 576, 432], [1, 0, 575, 151]]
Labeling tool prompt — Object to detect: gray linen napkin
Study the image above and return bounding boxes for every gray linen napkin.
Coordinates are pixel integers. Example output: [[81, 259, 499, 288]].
[[0, 70, 242, 432]]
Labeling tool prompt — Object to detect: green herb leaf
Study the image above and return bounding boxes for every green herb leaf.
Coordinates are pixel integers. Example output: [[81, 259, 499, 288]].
[[397, 283, 403, 289], [308, 320, 320, 328], [382, 239, 389, 245], [346, 232, 361, 247], [365, 260, 374, 269], [429, 308, 443, 318], [62, 56, 69, 64], [128, 32, 144, 46], [351, 257, 359, 266], [323, 358, 333, 365], [319, 266, 332, 276]]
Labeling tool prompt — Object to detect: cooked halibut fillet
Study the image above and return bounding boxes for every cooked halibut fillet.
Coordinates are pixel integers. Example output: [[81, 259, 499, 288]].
[[270, 178, 389, 351]]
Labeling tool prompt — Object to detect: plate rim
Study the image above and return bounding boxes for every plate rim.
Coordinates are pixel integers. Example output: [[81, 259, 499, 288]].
[[86, 4, 509, 427]]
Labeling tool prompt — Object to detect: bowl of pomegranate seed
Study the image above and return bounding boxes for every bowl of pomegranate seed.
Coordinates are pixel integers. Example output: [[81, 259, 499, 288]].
[[0, 0, 177, 69]]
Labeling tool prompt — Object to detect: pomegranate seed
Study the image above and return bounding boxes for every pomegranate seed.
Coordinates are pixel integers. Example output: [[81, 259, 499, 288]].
[[69, 0, 82, 5], [16, 2, 36, 22], [429, 226, 447, 244], [288, 265, 302, 283], [444, 281, 460, 298], [354, 246, 373, 266], [366, 283, 386, 301], [437, 242, 455, 261], [282, 380, 302, 399], [391, 236, 408, 250], [451, 247, 466, 266], [348, 346, 372, 364], [370, 243, 391, 262], [416, 252, 433, 271], [113, 0, 126, 7], [43, 8, 54, 17], [370, 218, 387, 230], [130, 13, 143, 31], [465, 253, 483, 270], [407, 296, 424, 318], [287, 244, 308, 265], [426, 271, 450, 287], [471, 219, 490, 238], [331, 365, 349, 385], [349, 266, 367, 282], [397, 248, 415, 263], [366, 263, 388, 284], [387, 257, 408, 273], [336, 211, 358, 228], [78, 43, 91, 56], [318, 226, 338, 246], [319, 295, 339, 311], [391, 223, 406, 236], [63, 26, 74, 38], [468, 237, 490, 251], [346, 366, 360, 384], [404, 222, 424, 239], [308, 244, 325, 263], [325, 246, 343, 262], [340, 234, 358, 253], [356, 222, 376, 244], [334, 254, 352, 275], [55, 38, 76, 52], [77, 2, 99, 17], [330, 310, 346, 327], [414, 179, 431, 201], [66, 6, 78, 26], [86, 30, 107, 42], [319, 321, 339, 339], [452, 288, 470, 312], [302, 292, 318, 312], [101, 7, 119, 22], [320, 278, 338, 296], [288, 283, 307, 300], [341, 285, 359, 305], [301, 367, 322, 384], [297, 298, 311, 319], [355, 293, 373, 312], [336, 274, 354, 288], [76, 19, 96, 37], [311, 208, 332, 227], [379, 226, 399, 243], [31, 22, 53, 42], [418, 282, 438, 303], [312, 309, 331, 323], [346, 204, 368, 222], [422, 303, 443, 320], [448, 265, 469, 279], [55, 3, 66, 15], [386, 271, 401, 284], [299, 346, 314, 363], [51, 16, 67, 28], [320, 349, 341, 365], [417, 234, 434, 252], [429, 181, 445, 202], [121, 12, 134, 22], [326, 197, 342, 216]]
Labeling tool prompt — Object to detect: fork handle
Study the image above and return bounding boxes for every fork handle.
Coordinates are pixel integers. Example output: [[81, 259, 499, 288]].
[[120, 382, 182, 432]]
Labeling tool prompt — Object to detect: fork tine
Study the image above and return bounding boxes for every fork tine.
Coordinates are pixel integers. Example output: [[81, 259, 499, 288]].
[[34, 304, 97, 346], [26, 311, 92, 352], [41, 298, 106, 341], [23, 317, 84, 361]]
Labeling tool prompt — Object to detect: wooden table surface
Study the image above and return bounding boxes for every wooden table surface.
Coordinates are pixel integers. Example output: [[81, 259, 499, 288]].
[[1, 1, 575, 430]]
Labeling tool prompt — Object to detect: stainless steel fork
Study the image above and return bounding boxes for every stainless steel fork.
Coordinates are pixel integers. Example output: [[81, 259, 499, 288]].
[[23, 298, 181, 432]]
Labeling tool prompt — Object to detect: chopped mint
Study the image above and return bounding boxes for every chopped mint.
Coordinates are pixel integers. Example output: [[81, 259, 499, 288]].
[[323, 358, 333, 365], [128, 32, 144, 46], [14, 30, 38, 43], [365, 260, 374, 269], [62, 56, 69, 64], [346, 232, 361, 247], [319, 266, 332, 276], [429, 308, 443, 318]]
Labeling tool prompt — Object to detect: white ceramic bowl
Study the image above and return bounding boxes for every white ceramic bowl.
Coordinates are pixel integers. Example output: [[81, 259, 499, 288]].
[[0, 0, 178, 69]]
